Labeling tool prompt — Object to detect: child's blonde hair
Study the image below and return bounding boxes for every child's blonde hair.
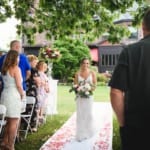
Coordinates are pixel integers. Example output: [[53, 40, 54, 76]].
[[36, 60, 46, 70], [27, 54, 38, 62]]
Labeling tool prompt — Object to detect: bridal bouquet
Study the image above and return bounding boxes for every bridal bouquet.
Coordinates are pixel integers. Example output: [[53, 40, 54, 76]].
[[69, 81, 94, 98], [38, 46, 60, 63]]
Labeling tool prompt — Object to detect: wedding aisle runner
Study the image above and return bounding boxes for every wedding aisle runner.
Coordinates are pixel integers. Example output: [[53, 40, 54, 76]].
[[40, 102, 113, 150]]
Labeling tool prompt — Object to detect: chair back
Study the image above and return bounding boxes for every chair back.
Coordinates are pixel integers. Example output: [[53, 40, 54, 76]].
[[26, 96, 36, 105], [0, 104, 6, 135], [0, 104, 6, 115], [19, 96, 36, 139]]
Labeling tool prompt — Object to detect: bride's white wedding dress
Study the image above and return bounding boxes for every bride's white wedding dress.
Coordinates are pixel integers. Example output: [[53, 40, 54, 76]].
[[75, 73, 95, 141]]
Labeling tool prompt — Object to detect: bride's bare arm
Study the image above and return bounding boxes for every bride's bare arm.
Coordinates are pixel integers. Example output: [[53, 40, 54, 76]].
[[91, 71, 97, 90], [74, 72, 79, 85]]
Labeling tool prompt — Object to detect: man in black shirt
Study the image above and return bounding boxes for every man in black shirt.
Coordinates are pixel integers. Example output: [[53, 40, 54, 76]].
[[109, 8, 150, 150]]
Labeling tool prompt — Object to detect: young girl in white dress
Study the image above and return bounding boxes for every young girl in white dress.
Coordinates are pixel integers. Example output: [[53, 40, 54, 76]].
[[74, 58, 97, 142], [36, 61, 50, 124]]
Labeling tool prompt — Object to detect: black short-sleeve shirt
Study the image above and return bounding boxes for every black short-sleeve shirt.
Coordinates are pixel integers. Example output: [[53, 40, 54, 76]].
[[109, 35, 150, 127]]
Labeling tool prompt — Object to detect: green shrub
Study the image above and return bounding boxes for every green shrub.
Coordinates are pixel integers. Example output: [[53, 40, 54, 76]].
[[97, 73, 109, 83], [91, 66, 98, 73], [52, 38, 91, 83], [97, 81, 106, 86]]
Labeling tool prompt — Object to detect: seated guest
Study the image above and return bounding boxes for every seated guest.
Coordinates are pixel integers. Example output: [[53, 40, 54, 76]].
[[21, 55, 40, 132]]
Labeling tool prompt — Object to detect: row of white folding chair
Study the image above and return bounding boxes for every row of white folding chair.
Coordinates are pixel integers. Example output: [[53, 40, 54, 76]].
[[0, 96, 36, 140], [19, 96, 36, 139], [0, 104, 7, 136]]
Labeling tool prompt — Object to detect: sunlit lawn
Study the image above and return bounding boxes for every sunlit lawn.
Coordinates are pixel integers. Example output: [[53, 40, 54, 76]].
[[15, 85, 120, 150], [57, 85, 110, 114]]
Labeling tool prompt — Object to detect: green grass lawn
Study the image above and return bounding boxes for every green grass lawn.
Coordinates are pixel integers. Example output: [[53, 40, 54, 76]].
[[15, 85, 120, 150]]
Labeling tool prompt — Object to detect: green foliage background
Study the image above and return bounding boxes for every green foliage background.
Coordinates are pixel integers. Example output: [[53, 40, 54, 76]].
[[52, 38, 91, 82], [0, 0, 149, 44]]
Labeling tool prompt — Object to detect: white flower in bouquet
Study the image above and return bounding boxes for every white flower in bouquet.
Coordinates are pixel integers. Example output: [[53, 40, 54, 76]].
[[85, 91, 90, 95], [78, 86, 83, 91], [69, 80, 94, 98], [84, 82, 91, 90]]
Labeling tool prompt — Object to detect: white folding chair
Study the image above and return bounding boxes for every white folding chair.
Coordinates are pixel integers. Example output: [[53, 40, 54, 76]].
[[0, 104, 6, 136], [19, 96, 35, 139]]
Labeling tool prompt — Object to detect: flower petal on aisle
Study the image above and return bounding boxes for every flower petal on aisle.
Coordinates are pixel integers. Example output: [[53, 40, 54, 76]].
[[40, 102, 113, 150]]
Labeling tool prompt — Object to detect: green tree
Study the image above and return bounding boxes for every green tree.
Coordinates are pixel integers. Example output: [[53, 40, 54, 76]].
[[0, 0, 149, 44], [52, 38, 90, 82]]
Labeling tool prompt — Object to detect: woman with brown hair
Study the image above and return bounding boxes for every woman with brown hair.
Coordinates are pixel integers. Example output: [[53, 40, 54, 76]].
[[25, 54, 40, 131], [0, 50, 24, 150], [74, 57, 97, 142]]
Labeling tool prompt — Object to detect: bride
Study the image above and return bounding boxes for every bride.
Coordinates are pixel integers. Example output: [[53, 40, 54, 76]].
[[74, 57, 97, 142]]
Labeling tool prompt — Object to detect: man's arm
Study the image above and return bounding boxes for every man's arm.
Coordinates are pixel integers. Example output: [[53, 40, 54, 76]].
[[24, 54, 31, 80], [26, 70, 31, 80], [110, 88, 125, 127], [0, 55, 5, 71]]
